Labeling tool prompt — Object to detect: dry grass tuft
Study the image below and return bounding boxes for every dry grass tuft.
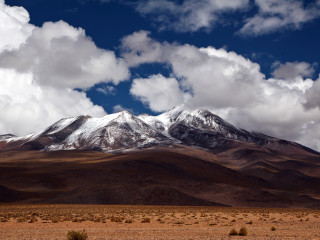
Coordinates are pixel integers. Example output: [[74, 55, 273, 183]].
[[66, 229, 88, 240], [110, 216, 123, 223], [229, 229, 238, 236], [141, 217, 151, 223], [239, 227, 248, 236], [52, 218, 59, 223]]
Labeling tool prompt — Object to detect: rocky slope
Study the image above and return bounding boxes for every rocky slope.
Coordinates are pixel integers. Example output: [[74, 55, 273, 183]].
[[0, 147, 320, 207]]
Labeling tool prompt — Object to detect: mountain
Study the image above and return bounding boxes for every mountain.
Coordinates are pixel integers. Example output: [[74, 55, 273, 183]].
[[1, 107, 320, 207], [0, 106, 318, 156]]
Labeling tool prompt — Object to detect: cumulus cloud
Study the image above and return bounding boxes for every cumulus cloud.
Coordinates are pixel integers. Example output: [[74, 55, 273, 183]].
[[0, 20, 130, 89], [130, 74, 190, 112], [0, 68, 106, 135], [239, 0, 320, 36], [123, 31, 265, 109], [0, 1, 130, 135], [134, 0, 249, 32], [272, 61, 316, 79], [121, 30, 165, 67], [304, 74, 320, 110], [0, 0, 34, 52], [122, 31, 320, 150]]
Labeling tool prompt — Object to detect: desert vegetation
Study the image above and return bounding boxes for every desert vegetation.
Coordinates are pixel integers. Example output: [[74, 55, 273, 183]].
[[67, 230, 88, 240], [0, 205, 319, 239]]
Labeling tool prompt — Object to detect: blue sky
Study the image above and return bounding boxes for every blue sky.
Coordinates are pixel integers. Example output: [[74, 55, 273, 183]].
[[1, 0, 320, 150]]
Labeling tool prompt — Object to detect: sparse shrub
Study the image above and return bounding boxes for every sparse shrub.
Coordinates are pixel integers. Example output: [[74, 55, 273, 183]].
[[17, 218, 25, 223], [229, 229, 238, 236], [28, 218, 36, 223], [239, 227, 248, 236], [141, 217, 151, 223], [271, 226, 276, 231], [52, 218, 59, 223], [66, 230, 88, 240], [110, 216, 123, 222], [174, 221, 184, 224]]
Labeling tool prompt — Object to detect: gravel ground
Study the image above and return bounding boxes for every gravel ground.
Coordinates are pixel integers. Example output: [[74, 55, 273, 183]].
[[0, 205, 319, 240]]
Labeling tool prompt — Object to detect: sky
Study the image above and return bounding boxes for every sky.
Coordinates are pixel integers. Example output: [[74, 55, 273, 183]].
[[1, 0, 320, 150]]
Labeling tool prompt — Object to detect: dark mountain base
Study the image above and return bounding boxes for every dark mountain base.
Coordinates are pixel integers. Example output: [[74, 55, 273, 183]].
[[1, 146, 320, 208]]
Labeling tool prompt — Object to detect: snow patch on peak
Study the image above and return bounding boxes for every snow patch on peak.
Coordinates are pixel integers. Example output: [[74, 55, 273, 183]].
[[0, 106, 274, 152], [41, 117, 79, 135], [0, 134, 16, 141], [4, 132, 36, 143]]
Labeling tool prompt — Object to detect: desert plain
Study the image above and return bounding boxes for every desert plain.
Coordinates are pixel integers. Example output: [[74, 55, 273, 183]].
[[0, 204, 320, 240], [1, 147, 320, 239]]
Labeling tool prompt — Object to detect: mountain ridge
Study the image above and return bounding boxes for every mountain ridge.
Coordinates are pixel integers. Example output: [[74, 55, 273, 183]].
[[0, 106, 318, 156]]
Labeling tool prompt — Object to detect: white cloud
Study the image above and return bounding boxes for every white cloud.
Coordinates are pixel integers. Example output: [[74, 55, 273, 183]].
[[122, 31, 320, 150], [130, 0, 320, 35], [130, 74, 190, 112], [272, 61, 316, 79], [0, 0, 34, 52], [0, 69, 106, 136], [239, 0, 320, 36], [121, 30, 165, 67], [135, 0, 249, 32], [0, 1, 130, 135], [96, 85, 117, 95], [304, 74, 320, 110], [123, 31, 265, 109], [0, 20, 130, 89], [112, 104, 134, 113]]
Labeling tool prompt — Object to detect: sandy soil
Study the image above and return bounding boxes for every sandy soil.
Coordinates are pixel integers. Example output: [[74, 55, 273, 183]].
[[0, 205, 320, 240]]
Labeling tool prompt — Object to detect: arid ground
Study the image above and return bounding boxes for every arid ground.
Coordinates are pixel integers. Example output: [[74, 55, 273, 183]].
[[0, 204, 319, 240]]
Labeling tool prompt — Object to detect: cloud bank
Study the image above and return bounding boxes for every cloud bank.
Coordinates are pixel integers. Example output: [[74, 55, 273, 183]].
[[135, 0, 249, 32], [122, 30, 320, 150], [131, 0, 320, 35], [272, 61, 316, 79], [0, 1, 129, 135], [239, 0, 320, 36]]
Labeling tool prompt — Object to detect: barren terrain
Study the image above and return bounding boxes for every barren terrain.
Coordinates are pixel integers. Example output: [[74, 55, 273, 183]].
[[0, 204, 320, 240], [1, 147, 320, 207]]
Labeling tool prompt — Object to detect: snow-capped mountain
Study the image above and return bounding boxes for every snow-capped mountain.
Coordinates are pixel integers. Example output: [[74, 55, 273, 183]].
[[0, 106, 317, 154], [140, 107, 273, 149]]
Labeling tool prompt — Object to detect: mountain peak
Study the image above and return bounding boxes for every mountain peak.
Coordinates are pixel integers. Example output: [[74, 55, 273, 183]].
[[0, 106, 317, 155], [117, 110, 135, 119]]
